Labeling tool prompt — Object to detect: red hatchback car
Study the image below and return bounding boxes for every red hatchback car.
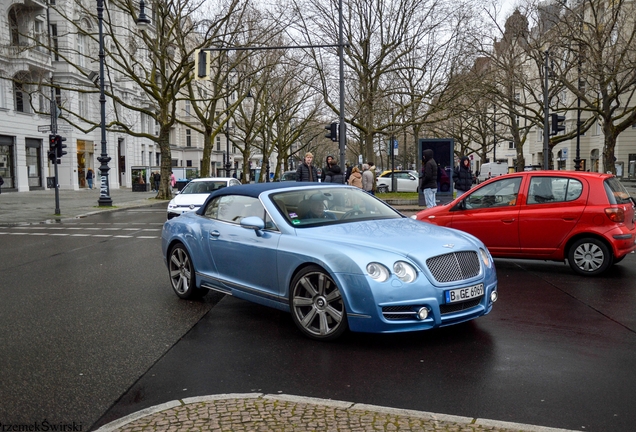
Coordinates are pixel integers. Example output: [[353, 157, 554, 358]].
[[413, 171, 636, 276]]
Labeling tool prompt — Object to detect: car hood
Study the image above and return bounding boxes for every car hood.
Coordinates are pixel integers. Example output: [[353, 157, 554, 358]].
[[299, 218, 484, 259], [170, 193, 211, 206]]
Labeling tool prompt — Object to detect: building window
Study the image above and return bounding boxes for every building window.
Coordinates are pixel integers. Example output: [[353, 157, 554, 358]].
[[186, 160, 192, 167], [185, 100, 191, 116], [78, 92, 88, 117], [77, 34, 86, 69], [50, 24, 59, 60], [186, 129, 191, 147], [34, 20, 46, 52], [55, 87, 62, 108], [216, 136, 221, 151], [508, 141, 515, 149], [156, 153, 160, 166], [537, 128, 543, 142], [14, 81, 29, 113], [141, 151, 145, 166], [0, 78, 6, 109], [9, 9, 20, 46]]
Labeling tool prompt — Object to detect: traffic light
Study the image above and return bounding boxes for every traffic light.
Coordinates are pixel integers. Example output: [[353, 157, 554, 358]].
[[55, 135, 67, 158], [48, 134, 58, 163], [325, 122, 338, 142], [551, 113, 566, 135], [194, 49, 210, 80]]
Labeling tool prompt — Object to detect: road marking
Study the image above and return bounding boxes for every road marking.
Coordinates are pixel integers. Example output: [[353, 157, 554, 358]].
[[0, 231, 157, 239]]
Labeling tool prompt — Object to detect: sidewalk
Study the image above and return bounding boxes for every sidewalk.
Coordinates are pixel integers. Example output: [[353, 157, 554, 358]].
[[0, 187, 164, 225], [0, 187, 433, 226], [95, 393, 576, 432]]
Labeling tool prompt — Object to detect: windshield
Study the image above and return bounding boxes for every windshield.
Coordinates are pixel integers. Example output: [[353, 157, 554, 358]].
[[271, 187, 403, 227], [181, 181, 227, 194]]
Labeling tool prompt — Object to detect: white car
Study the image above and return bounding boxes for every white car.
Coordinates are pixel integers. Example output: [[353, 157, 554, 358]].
[[167, 177, 241, 219], [376, 170, 419, 192]]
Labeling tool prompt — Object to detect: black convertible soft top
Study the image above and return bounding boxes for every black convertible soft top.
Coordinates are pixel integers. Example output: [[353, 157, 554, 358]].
[[195, 182, 346, 215]]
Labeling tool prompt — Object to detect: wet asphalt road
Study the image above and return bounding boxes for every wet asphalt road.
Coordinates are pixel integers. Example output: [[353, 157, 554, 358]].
[[1, 206, 636, 431], [93, 255, 636, 432]]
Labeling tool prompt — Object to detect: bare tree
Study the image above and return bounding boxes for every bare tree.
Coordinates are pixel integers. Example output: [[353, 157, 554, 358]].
[[547, 0, 636, 174], [290, 0, 483, 166], [46, 0, 241, 198]]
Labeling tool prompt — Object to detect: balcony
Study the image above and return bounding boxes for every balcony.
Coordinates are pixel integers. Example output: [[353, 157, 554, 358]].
[[1, 41, 53, 71]]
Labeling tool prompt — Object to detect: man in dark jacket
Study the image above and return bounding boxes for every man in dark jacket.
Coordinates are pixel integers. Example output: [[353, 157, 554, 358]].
[[296, 152, 319, 182], [453, 156, 473, 198], [419, 149, 437, 208]]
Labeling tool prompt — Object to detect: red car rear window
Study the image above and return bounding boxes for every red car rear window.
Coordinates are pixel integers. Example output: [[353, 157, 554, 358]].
[[604, 177, 632, 205]]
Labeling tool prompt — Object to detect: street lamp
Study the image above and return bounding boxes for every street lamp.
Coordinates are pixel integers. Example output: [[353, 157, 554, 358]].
[[574, 7, 584, 171], [136, 0, 151, 31], [96, 0, 112, 206], [493, 104, 497, 162]]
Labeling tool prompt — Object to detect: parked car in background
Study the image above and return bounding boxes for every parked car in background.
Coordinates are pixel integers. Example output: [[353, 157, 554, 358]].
[[476, 162, 508, 183], [376, 170, 419, 192], [280, 171, 297, 181], [167, 177, 241, 219], [162, 183, 498, 340], [413, 171, 636, 276]]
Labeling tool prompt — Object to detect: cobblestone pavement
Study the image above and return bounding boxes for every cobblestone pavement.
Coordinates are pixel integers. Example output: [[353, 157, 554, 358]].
[[96, 394, 577, 432]]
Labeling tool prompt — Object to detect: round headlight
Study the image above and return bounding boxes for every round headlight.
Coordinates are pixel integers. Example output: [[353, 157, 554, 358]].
[[480, 248, 492, 267], [367, 263, 390, 282], [393, 261, 417, 283]]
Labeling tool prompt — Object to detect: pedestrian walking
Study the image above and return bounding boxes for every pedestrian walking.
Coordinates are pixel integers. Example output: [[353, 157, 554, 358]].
[[153, 171, 161, 192], [296, 152, 319, 182], [86, 168, 94, 189], [170, 172, 176, 190], [453, 156, 473, 198], [419, 149, 437, 208]]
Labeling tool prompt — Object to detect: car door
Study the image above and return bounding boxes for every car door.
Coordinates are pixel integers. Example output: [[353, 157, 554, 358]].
[[448, 176, 523, 254], [203, 195, 282, 297], [397, 172, 418, 192], [518, 176, 587, 256]]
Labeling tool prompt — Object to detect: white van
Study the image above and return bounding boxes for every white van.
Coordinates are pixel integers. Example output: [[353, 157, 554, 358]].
[[477, 162, 508, 183]]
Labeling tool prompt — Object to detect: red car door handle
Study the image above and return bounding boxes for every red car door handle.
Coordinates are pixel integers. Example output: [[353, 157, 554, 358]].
[[501, 218, 516, 223]]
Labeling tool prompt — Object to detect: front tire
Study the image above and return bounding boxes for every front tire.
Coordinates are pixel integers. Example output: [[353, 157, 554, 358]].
[[289, 265, 348, 341], [567, 238, 612, 276], [168, 244, 205, 299]]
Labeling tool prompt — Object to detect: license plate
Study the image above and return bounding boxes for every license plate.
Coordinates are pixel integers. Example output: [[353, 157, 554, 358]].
[[445, 283, 484, 304]]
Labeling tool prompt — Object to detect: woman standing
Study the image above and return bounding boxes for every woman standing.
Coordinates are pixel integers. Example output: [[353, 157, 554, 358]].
[[453, 156, 473, 198], [347, 166, 363, 188]]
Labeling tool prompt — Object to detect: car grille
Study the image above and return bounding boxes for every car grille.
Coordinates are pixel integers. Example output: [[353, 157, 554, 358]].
[[439, 297, 482, 315], [426, 251, 481, 283]]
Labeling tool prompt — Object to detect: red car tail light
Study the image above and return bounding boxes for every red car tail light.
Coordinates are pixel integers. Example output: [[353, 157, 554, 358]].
[[605, 207, 625, 223]]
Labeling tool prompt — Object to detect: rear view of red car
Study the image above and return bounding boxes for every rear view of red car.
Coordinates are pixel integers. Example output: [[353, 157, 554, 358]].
[[413, 171, 636, 276]]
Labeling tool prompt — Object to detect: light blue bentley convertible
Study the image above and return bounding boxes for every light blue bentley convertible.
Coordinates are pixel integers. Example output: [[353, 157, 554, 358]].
[[162, 182, 498, 341]]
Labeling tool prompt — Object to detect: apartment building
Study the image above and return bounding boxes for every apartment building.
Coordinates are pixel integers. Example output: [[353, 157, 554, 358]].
[[0, 0, 262, 193]]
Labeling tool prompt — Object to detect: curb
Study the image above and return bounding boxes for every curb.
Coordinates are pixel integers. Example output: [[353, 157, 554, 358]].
[[94, 393, 580, 432]]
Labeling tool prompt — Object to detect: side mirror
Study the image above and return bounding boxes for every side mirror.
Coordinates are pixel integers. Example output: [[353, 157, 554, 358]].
[[240, 216, 265, 236], [451, 199, 466, 211]]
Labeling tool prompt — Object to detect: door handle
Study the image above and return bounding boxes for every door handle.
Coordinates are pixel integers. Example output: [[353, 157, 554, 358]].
[[209, 230, 220, 238], [501, 218, 516, 223]]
